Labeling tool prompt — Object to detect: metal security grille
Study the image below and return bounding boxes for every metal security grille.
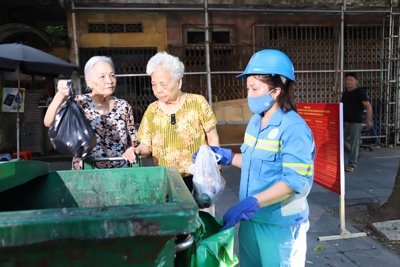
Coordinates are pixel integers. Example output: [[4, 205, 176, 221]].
[[169, 44, 252, 101], [344, 26, 387, 143], [79, 48, 157, 124], [253, 24, 390, 144], [254, 25, 339, 103]]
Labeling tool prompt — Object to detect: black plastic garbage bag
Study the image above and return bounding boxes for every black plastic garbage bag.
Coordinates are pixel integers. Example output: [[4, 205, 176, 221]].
[[48, 81, 96, 158]]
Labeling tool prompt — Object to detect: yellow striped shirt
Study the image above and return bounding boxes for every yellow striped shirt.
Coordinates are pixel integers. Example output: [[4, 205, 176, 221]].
[[137, 93, 217, 174]]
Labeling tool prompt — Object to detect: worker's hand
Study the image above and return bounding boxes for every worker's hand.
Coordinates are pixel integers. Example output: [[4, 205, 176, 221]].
[[122, 146, 139, 163], [192, 146, 232, 165], [220, 197, 259, 231]]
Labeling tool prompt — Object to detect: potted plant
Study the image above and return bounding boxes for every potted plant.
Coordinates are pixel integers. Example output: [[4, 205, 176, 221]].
[[44, 26, 68, 42]]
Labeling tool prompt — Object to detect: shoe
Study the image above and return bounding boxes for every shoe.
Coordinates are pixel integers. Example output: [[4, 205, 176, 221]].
[[345, 166, 356, 172]]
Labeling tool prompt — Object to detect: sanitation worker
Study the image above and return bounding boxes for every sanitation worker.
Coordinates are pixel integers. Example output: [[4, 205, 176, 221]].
[[194, 49, 315, 267]]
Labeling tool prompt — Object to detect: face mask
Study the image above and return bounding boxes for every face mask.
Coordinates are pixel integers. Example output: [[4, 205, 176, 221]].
[[247, 89, 276, 114]]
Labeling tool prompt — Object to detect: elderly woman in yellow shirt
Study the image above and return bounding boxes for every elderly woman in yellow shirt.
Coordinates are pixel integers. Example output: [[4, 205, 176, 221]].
[[123, 51, 220, 192]]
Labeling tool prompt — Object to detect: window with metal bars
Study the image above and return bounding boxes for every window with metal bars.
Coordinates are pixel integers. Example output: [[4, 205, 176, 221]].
[[88, 23, 143, 33], [183, 25, 234, 71]]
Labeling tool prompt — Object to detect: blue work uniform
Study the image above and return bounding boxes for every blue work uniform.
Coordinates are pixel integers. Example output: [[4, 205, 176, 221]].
[[239, 108, 315, 267]]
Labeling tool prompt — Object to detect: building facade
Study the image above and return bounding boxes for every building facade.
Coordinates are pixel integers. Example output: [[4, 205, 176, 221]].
[[0, 0, 399, 154]]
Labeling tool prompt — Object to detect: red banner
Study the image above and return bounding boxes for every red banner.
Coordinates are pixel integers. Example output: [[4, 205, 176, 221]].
[[297, 103, 342, 195]]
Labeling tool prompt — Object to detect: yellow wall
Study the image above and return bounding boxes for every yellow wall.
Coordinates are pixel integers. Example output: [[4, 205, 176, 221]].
[[75, 12, 167, 51], [49, 47, 70, 62]]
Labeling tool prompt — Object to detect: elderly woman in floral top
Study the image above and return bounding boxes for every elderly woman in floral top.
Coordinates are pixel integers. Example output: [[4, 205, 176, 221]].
[[44, 56, 140, 169], [123, 51, 220, 191]]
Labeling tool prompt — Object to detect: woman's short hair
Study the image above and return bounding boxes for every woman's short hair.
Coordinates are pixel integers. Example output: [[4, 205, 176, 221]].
[[84, 56, 115, 91], [146, 52, 184, 80]]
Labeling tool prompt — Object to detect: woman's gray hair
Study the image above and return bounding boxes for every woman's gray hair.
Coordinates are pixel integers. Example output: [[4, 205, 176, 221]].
[[84, 56, 115, 92], [146, 52, 184, 80]]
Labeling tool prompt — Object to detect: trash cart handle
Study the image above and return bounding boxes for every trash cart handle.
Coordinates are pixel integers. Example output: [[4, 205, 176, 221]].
[[175, 234, 194, 253], [82, 155, 141, 169], [93, 157, 130, 162]]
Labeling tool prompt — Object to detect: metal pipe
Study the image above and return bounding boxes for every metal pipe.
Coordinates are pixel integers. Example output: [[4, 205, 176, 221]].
[[252, 23, 256, 54], [73, 6, 393, 14], [175, 234, 194, 252], [204, 0, 212, 107], [339, 0, 346, 237], [71, 0, 79, 65], [386, 4, 394, 147], [115, 73, 151, 77], [340, 2, 345, 96], [92, 157, 134, 162], [114, 69, 386, 79], [16, 68, 20, 159], [334, 23, 341, 101], [70, 0, 83, 93], [380, 17, 386, 143], [295, 69, 385, 73], [395, 2, 400, 147]]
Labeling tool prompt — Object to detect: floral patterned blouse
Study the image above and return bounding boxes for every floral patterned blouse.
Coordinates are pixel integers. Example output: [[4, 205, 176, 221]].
[[137, 93, 217, 176], [71, 94, 139, 169]]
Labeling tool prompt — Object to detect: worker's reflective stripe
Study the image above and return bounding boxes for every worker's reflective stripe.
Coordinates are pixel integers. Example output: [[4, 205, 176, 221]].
[[283, 163, 313, 176], [244, 133, 256, 147], [255, 139, 281, 152]]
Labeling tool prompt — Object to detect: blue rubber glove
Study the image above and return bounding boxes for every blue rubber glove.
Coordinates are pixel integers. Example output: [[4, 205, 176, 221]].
[[220, 196, 260, 231], [192, 146, 233, 165]]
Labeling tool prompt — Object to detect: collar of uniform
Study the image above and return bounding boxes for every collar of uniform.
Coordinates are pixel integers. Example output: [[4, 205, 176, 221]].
[[254, 108, 284, 128]]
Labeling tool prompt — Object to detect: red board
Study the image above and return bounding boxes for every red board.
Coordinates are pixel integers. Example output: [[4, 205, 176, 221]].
[[297, 103, 342, 195]]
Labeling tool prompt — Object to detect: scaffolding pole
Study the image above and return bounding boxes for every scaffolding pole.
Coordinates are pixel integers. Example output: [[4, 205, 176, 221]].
[[396, 2, 400, 147], [204, 0, 212, 107]]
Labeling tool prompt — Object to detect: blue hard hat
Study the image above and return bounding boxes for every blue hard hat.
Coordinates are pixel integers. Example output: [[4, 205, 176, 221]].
[[237, 49, 295, 82]]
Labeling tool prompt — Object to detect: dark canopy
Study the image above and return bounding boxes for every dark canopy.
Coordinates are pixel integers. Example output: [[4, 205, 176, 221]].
[[0, 43, 77, 77]]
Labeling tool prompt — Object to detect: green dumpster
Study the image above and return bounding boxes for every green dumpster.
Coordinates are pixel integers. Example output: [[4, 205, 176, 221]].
[[0, 160, 199, 266]]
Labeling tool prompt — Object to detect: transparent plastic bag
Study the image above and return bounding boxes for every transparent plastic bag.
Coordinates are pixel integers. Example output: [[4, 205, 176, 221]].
[[48, 81, 96, 158], [190, 145, 226, 208]]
